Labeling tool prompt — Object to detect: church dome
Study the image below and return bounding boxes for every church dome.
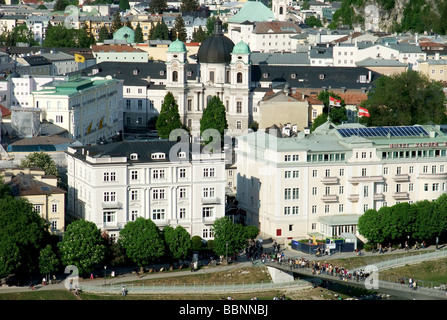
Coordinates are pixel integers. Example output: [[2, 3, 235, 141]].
[[168, 39, 187, 52], [232, 41, 251, 55], [113, 26, 135, 43], [197, 18, 234, 64]]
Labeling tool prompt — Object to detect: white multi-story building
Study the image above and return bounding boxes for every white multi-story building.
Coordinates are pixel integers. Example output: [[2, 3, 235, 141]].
[[236, 121, 447, 242], [30, 75, 124, 145], [65, 140, 227, 240]]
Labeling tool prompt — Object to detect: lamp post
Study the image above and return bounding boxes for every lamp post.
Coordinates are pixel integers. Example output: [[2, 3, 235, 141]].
[[104, 266, 107, 286], [226, 241, 228, 264]]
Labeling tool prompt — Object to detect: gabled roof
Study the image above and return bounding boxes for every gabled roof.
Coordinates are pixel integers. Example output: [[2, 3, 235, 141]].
[[253, 21, 301, 34]]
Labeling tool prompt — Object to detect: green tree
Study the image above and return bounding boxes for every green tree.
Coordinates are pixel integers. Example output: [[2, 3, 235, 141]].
[[244, 225, 259, 240], [102, 231, 126, 267], [163, 225, 192, 266], [156, 92, 183, 139], [98, 25, 111, 42], [206, 16, 216, 36], [357, 208, 384, 244], [119, 217, 165, 273], [200, 95, 228, 146], [149, 0, 167, 14], [212, 217, 247, 261], [39, 244, 60, 281], [410, 200, 440, 242], [134, 22, 144, 43], [149, 21, 170, 40], [305, 16, 323, 28], [21, 151, 59, 180], [180, 0, 199, 12], [58, 220, 106, 276], [317, 90, 347, 125], [173, 15, 187, 42], [360, 70, 447, 127], [191, 235, 204, 250], [53, 0, 69, 11], [311, 113, 328, 132], [111, 11, 123, 34], [192, 26, 207, 42], [119, 0, 130, 11], [0, 196, 49, 277]]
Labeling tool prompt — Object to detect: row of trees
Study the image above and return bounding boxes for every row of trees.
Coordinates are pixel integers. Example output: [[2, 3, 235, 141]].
[[358, 194, 447, 246], [0, 178, 258, 279], [156, 92, 228, 145]]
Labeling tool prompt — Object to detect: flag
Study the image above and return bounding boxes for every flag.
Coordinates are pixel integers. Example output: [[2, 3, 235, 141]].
[[75, 53, 85, 63], [329, 96, 341, 107], [359, 107, 370, 117]]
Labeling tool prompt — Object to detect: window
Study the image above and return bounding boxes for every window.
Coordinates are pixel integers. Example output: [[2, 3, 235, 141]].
[[131, 170, 138, 180], [179, 168, 186, 178], [103, 211, 115, 223], [325, 205, 330, 213], [312, 170, 318, 177], [409, 183, 414, 191], [209, 71, 214, 82], [363, 204, 369, 212], [237, 72, 243, 83], [292, 155, 299, 161], [202, 228, 214, 239], [103, 191, 116, 202], [203, 168, 215, 178], [292, 188, 299, 199], [284, 207, 290, 215], [152, 208, 165, 220], [179, 208, 186, 219], [339, 169, 344, 176], [152, 189, 165, 200], [383, 184, 388, 192], [409, 166, 414, 174], [203, 187, 215, 198], [339, 204, 344, 213], [236, 121, 242, 130], [293, 170, 299, 178], [152, 169, 165, 179], [325, 169, 331, 177], [312, 205, 317, 214], [202, 207, 214, 218], [126, 100, 131, 109], [172, 71, 178, 82], [361, 168, 367, 176], [284, 171, 291, 178], [383, 167, 388, 175], [433, 183, 439, 191], [339, 186, 344, 194], [131, 190, 138, 201], [131, 210, 138, 221], [187, 99, 192, 111], [56, 115, 63, 123], [236, 101, 242, 113], [363, 186, 369, 197], [284, 155, 291, 162], [51, 220, 58, 231], [312, 187, 317, 196], [34, 205, 42, 214], [284, 188, 291, 200], [424, 183, 429, 191], [103, 172, 116, 182], [51, 204, 58, 213]]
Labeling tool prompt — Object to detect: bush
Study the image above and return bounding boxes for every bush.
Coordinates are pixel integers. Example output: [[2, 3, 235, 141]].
[[191, 236, 204, 250]]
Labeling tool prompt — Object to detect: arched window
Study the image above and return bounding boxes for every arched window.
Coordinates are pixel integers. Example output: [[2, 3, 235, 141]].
[[279, 7, 283, 14], [237, 72, 243, 84], [172, 71, 178, 82]]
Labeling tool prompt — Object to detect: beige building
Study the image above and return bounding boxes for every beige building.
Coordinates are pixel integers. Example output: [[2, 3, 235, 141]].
[[419, 59, 447, 82], [237, 122, 447, 243], [1, 168, 66, 236]]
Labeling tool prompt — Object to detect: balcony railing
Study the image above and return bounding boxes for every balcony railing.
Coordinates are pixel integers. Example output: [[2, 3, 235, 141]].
[[201, 197, 221, 204], [203, 216, 215, 224], [321, 177, 339, 185], [348, 176, 384, 184], [101, 201, 122, 209], [373, 193, 385, 201], [393, 192, 409, 200], [393, 174, 410, 182], [321, 194, 339, 203], [154, 219, 170, 227], [347, 194, 359, 202]]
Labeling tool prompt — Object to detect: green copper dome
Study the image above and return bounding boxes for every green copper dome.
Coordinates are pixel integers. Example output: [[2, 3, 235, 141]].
[[232, 41, 251, 55], [113, 26, 135, 43], [168, 39, 187, 52]]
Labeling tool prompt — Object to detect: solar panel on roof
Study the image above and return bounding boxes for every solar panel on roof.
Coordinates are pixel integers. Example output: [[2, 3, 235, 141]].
[[336, 126, 429, 138]]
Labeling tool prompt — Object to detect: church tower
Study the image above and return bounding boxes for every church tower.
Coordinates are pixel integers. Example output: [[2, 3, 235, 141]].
[[272, 0, 291, 21]]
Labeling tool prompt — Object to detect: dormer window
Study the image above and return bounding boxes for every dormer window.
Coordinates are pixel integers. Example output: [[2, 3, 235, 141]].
[[319, 74, 325, 80], [133, 69, 139, 75], [263, 73, 269, 78], [130, 153, 138, 160], [160, 70, 165, 76], [151, 152, 166, 160], [178, 151, 186, 159], [291, 73, 296, 79]]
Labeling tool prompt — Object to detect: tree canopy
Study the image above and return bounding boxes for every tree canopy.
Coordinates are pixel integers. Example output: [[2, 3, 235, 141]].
[[172, 15, 187, 42], [58, 220, 106, 276], [163, 225, 192, 265], [156, 92, 183, 139], [43, 24, 95, 48], [119, 217, 165, 271], [149, 0, 167, 14], [149, 21, 170, 40], [180, 0, 199, 12], [360, 70, 447, 126], [134, 23, 144, 43], [200, 95, 228, 145], [212, 217, 247, 260]]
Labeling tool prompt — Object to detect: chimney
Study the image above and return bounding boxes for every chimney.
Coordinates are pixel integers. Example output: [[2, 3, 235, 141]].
[[304, 127, 310, 136]]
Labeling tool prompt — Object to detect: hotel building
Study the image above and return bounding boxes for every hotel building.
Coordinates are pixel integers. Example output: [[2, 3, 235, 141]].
[[236, 121, 447, 242]]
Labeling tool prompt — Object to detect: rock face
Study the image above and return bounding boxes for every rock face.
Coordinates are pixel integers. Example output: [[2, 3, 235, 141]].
[[352, 0, 439, 32]]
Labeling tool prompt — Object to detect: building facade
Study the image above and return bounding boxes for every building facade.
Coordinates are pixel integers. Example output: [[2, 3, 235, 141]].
[[65, 140, 227, 241], [236, 122, 447, 242]]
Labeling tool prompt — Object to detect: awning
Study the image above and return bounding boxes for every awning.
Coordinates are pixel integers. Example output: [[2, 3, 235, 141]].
[[317, 214, 361, 226]]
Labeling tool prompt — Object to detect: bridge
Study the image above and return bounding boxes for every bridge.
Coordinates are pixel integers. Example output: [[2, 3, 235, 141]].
[[265, 261, 447, 300]]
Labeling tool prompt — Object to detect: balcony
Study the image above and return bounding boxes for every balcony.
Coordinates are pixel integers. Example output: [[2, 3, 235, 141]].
[[419, 172, 447, 180], [393, 174, 410, 182], [101, 201, 122, 209], [321, 177, 339, 185], [373, 193, 385, 201], [154, 219, 170, 227], [321, 194, 339, 203], [347, 194, 359, 202], [201, 197, 221, 205], [203, 216, 215, 224], [348, 176, 384, 184], [392, 192, 409, 200]]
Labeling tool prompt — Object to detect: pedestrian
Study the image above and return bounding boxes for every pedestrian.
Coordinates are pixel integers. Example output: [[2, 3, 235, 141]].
[[122, 285, 127, 296], [90, 273, 94, 280], [75, 286, 78, 296]]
